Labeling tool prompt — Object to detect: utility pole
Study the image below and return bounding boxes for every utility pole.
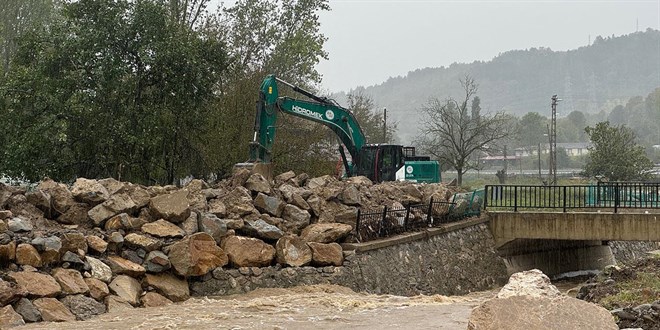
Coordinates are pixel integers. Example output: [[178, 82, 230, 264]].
[[537, 143, 542, 182], [382, 107, 387, 143], [550, 95, 560, 185]]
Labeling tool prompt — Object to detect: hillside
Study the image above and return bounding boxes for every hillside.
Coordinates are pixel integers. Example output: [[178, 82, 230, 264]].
[[333, 29, 660, 143]]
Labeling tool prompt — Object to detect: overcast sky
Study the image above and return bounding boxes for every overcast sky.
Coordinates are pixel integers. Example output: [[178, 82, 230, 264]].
[[211, 0, 660, 93]]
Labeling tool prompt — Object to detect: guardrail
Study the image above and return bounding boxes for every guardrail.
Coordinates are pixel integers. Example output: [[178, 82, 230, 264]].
[[484, 182, 660, 213]]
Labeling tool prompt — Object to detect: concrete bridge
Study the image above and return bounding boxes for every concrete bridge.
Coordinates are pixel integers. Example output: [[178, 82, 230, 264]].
[[485, 183, 660, 276]]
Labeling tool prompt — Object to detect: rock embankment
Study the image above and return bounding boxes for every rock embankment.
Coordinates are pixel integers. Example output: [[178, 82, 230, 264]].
[[0, 170, 457, 327]]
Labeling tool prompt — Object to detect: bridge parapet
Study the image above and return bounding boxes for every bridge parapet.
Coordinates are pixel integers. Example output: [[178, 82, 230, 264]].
[[485, 182, 660, 213]]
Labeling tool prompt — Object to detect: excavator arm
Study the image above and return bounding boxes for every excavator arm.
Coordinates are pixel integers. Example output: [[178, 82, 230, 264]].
[[248, 75, 366, 175]]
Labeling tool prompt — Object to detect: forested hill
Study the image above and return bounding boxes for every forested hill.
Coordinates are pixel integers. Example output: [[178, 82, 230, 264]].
[[333, 29, 660, 143]]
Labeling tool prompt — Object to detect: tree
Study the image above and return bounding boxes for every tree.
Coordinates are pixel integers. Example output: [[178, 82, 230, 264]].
[[346, 90, 397, 144], [583, 121, 653, 181], [417, 76, 514, 186], [517, 112, 548, 149], [0, 0, 228, 183]]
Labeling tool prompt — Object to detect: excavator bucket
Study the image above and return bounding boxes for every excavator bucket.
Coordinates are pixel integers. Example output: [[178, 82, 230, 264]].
[[232, 162, 273, 181]]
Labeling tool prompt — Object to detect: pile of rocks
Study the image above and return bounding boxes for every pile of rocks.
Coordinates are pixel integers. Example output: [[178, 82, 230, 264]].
[[0, 170, 455, 327]]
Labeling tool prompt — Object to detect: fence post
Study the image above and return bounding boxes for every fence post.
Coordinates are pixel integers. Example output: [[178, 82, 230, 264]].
[[484, 185, 489, 210], [563, 186, 567, 212], [427, 197, 434, 226], [355, 209, 362, 242], [614, 184, 619, 214], [381, 206, 388, 237], [404, 204, 411, 231], [514, 186, 518, 212]]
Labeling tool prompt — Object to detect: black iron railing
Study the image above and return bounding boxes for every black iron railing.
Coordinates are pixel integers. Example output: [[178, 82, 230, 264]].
[[355, 198, 459, 242], [484, 182, 660, 213]]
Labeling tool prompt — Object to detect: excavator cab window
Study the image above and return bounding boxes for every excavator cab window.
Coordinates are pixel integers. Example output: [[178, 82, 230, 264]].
[[355, 145, 404, 182]]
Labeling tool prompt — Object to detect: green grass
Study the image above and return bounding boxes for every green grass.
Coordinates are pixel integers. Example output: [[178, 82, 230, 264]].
[[600, 272, 660, 309]]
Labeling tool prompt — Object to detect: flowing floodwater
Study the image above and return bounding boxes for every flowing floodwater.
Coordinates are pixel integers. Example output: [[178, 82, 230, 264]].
[[21, 285, 498, 330]]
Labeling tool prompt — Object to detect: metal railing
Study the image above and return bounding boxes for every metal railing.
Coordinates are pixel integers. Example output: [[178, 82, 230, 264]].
[[355, 198, 458, 242], [484, 182, 660, 213]]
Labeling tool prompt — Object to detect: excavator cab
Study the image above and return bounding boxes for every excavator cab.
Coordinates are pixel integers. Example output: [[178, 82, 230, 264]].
[[355, 144, 405, 182]]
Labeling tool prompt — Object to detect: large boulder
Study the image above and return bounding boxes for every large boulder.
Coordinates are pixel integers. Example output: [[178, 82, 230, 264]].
[[141, 219, 185, 238], [467, 269, 617, 330], [37, 179, 75, 216], [88, 193, 137, 226], [467, 295, 617, 330], [104, 295, 134, 313], [168, 232, 228, 277], [241, 219, 284, 240], [144, 273, 190, 302], [84, 278, 109, 301], [281, 204, 311, 234], [124, 233, 162, 252], [71, 178, 109, 205], [56, 203, 91, 225], [15, 243, 42, 267], [223, 236, 275, 267], [105, 256, 146, 277], [308, 242, 343, 266], [0, 305, 25, 328], [245, 173, 271, 194], [14, 298, 41, 323], [208, 199, 227, 218], [275, 235, 312, 267], [339, 185, 361, 205], [149, 190, 191, 224], [108, 275, 142, 306], [300, 223, 353, 243], [198, 213, 229, 243], [254, 193, 285, 217], [222, 187, 257, 216], [31, 236, 62, 265], [0, 279, 27, 306], [32, 297, 76, 322], [86, 256, 112, 283], [497, 269, 561, 299], [9, 272, 61, 298], [60, 294, 106, 320], [52, 268, 89, 295]]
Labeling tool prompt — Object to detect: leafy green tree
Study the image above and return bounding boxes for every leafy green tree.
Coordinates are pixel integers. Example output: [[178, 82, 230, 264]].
[[417, 76, 514, 186], [517, 112, 548, 149], [201, 0, 331, 178], [583, 121, 653, 181], [0, 0, 228, 183]]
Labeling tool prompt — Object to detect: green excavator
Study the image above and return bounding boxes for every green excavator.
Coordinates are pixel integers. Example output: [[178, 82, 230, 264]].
[[236, 74, 440, 183]]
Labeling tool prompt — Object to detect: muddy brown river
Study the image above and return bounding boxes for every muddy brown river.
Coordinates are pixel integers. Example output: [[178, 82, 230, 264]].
[[21, 285, 500, 330]]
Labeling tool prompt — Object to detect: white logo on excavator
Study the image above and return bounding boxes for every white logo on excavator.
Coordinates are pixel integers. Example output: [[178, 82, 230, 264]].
[[325, 110, 335, 120], [292, 105, 323, 120]]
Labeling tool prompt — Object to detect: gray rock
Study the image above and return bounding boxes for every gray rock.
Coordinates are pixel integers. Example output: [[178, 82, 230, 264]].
[[612, 308, 638, 321], [14, 298, 41, 323], [254, 193, 286, 217], [8, 217, 32, 232], [282, 204, 311, 234], [71, 178, 109, 205], [340, 185, 361, 205], [180, 212, 199, 235], [60, 294, 106, 320], [241, 219, 284, 241], [143, 251, 171, 273], [198, 213, 228, 242], [62, 251, 84, 265], [88, 193, 137, 226], [86, 256, 112, 283]]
